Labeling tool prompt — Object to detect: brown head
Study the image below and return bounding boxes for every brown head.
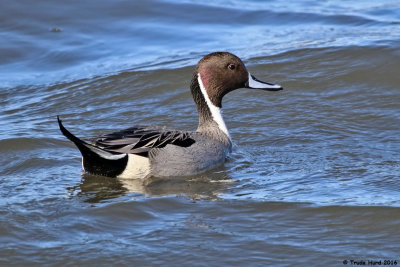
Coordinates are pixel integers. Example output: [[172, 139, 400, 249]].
[[193, 52, 282, 108], [190, 52, 282, 139]]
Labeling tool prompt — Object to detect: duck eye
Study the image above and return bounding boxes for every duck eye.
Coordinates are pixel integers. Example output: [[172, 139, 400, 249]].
[[228, 64, 235, 70]]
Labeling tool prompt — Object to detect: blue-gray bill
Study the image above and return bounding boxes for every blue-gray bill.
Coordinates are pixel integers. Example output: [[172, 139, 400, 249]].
[[245, 73, 283, 91]]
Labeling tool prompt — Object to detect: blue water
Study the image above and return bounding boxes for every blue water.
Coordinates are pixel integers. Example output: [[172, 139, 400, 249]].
[[2, 0, 400, 87], [1, 0, 400, 265]]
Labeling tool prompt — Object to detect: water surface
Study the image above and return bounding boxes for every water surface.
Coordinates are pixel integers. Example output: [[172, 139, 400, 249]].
[[1, 0, 400, 265]]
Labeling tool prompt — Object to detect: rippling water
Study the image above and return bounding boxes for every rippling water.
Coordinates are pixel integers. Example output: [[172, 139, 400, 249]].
[[1, 0, 400, 265]]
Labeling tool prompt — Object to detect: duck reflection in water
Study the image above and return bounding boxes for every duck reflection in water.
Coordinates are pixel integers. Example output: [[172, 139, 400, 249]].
[[68, 170, 233, 203]]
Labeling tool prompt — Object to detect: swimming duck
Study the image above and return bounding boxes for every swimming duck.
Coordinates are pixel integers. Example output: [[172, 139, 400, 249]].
[[58, 52, 282, 178]]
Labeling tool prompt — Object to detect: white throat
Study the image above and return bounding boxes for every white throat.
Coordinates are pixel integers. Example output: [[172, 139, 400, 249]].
[[197, 73, 231, 139]]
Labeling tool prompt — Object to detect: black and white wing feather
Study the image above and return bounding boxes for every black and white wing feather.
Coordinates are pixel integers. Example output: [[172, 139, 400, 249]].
[[93, 126, 196, 156]]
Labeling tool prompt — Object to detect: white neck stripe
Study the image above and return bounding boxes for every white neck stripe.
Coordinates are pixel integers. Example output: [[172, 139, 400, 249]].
[[197, 73, 231, 139]]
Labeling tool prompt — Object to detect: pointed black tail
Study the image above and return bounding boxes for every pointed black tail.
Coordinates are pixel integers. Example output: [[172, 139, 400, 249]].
[[57, 115, 88, 148], [57, 116, 128, 177]]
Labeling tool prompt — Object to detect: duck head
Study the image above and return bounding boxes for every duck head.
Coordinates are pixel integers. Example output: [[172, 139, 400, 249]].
[[193, 52, 282, 108], [190, 52, 282, 140]]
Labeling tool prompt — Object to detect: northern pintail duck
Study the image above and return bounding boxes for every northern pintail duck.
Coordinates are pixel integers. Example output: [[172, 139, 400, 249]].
[[58, 52, 282, 179]]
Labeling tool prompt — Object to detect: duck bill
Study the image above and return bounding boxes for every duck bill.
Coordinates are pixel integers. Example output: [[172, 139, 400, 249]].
[[245, 73, 283, 91]]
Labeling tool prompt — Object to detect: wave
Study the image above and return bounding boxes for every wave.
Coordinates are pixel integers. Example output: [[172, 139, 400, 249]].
[[1, 0, 399, 88]]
